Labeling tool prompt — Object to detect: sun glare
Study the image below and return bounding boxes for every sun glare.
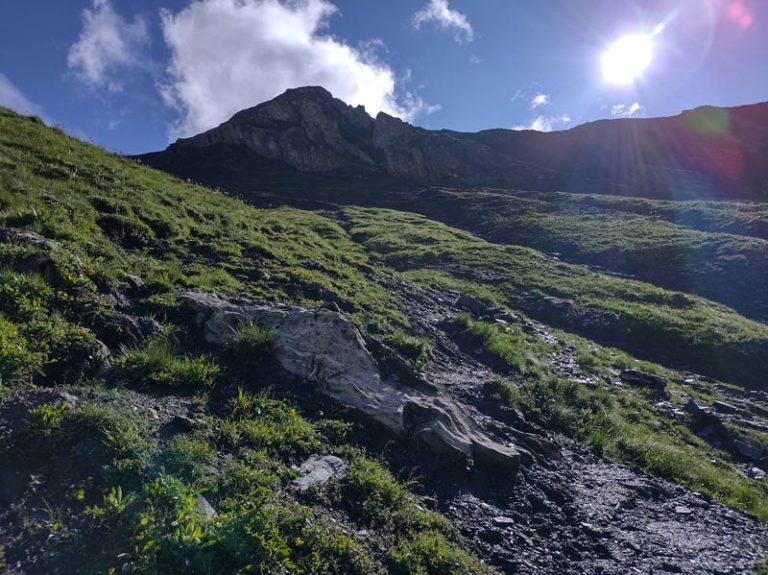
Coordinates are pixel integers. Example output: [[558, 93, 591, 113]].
[[602, 34, 654, 85]]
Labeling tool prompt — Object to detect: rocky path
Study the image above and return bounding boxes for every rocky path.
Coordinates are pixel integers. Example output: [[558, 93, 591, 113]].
[[380, 276, 768, 574], [436, 437, 766, 575]]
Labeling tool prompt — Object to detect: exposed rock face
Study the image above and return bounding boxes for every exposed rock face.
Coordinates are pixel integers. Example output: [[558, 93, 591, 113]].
[[140, 86, 768, 200], [180, 291, 523, 473], [173, 87, 376, 173]]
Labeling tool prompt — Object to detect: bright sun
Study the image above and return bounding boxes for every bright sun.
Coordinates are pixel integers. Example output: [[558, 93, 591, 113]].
[[602, 34, 654, 85]]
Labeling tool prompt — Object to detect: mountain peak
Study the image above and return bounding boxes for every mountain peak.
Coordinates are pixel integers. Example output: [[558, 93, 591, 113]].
[[170, 85, 377, 173], [149, 89, 768, 200], [280, 85, 334, 100]]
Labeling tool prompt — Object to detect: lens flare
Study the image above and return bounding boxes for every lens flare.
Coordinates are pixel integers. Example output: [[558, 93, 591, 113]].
[[726, 0, 754, 29], [601, 34, 654, 85]]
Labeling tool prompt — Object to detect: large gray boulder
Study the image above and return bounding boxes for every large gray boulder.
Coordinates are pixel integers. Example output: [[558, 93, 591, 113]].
[[180, 291, 524, 473]]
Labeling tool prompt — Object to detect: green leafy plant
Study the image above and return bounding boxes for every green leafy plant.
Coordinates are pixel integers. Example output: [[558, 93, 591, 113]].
[[103, 486, 136, 516], [24, 402, 70, 436]]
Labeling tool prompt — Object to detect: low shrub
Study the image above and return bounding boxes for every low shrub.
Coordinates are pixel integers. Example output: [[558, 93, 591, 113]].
[[483, 375, 520, 406], [114, 334, 219, 389], [96, 214, 154, 249], [223, 322, 273, 372], [388, 530, 496, 575], [158, 435, 217, 484], [223, 388, 319, 457], [0, 315, 42, 388]]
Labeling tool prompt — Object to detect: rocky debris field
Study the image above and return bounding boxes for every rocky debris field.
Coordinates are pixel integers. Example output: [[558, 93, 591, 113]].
[[439, 439, 767, 575], [378, 277, 768, 574]]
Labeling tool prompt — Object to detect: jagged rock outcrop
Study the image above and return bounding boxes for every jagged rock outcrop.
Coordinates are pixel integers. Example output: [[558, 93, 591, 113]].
[[140, 86, 768, 200], [180, 291, 524, 473]]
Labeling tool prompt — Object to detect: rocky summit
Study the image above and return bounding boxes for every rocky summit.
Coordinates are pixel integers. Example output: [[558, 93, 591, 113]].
[[141, 86, 768, 200], [2, 89, 768, 575]]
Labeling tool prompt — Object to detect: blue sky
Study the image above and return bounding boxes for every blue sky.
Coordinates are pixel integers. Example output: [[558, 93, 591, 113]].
[[1, 0, 766, 154]]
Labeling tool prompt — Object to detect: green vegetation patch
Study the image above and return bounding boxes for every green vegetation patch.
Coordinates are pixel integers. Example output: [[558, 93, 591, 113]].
[[340, 206, 768, 390], [114, 332, 220, 389], [408, 188, 768, 321], [0, 109, 493, 574]]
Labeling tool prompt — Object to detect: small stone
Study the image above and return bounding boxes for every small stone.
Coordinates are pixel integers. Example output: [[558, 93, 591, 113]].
[[696, 424, 718, 439], [122, 273, 145, 289], [195, 495, 217, 519], [491, 516, 516, 527], [58, 391, 79, 407], [320, 301, 341, 313], [516, 532, 535, 547], [14, 230, 57, 250], [674, 506, 693, 515], [684, 398, 705, 417], [148, 408, 159, 420], [173, 414, 197, 430], [619, 369, 666, 392], [480, 528, 503, 544], [580, 521, 609, 538], [661, 561, 683, 573], [747, 467, 766, 480], [291, 455, 347, 492], [712, 401, 740, 414]]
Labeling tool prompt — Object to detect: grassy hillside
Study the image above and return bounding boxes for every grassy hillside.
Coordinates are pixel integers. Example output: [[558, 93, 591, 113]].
[[341, 206, 768, 389], [407, 188, 768, 322], [523, 190, 768, 240], [1, 108, 767, 573], [0, 109, 495, 574]]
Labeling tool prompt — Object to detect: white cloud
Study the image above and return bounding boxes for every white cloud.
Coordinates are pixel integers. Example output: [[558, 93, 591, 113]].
[[611, 102, 643, 118], [0, 73, 43, 116], [413, 0, 473, 43], [67, 0, 149, 92], [513, 114, 572, 132], [400, 92, 442, 118], [530, 93, 550, 109], [530, 116, 553, 132], [160, 0, 436, 138]]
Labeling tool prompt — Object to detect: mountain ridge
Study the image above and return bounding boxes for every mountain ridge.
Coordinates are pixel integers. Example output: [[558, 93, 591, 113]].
[[140, 86, 768, 200]]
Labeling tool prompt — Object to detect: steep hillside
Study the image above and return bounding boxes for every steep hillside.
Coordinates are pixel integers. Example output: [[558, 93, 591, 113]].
[[405, 188, 768, 322], [1, 108, 768, 575], [139, 87, 768, 200]]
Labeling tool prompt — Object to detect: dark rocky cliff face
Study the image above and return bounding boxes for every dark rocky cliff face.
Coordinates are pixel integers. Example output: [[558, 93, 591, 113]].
[[172, 87, 377, 173], [140, 86, 768, 200]]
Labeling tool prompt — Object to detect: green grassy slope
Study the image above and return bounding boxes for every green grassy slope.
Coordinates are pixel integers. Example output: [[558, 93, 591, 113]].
[[0, 108, 494, 574], [340, 206, 768, 389], [407, 188, 768, 322], [1, 108, 767, 573], [526, 190, 768, 240]]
